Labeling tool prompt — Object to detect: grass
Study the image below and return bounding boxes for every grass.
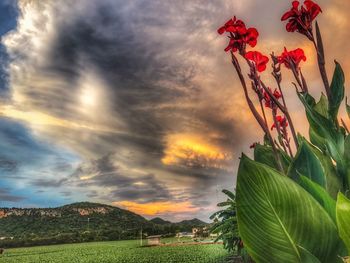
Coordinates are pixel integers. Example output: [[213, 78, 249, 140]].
[[0, 239, 232, 263]]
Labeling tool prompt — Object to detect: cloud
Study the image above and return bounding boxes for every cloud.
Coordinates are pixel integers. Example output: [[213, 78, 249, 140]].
[[0, 188, 25, 202], [0, 0, 256, 220], [2, 0, 350, 220], [72, 153, 172, 203], [0, 157, 17, 172], [0, 0, 18, 97], [31, 178, 68, 188]]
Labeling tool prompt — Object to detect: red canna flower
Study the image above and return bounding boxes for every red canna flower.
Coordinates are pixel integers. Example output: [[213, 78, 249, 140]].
[[281, 1, 322, 40], [278, 47, 306, 69], [242, 28, 259, 47], [304, 0, 322, 20], [224, 28, 259, 52], [224, 38, 243, 52], [217, 17, 246, 35], [218, 17, 259, 53], [264, 88, 282, 108], [245, 51, 269, 72], [271, 115, 288, 130]]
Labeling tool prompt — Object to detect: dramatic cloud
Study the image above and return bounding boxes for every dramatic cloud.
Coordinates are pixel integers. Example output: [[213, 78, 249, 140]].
[[0, 188, 25, 202], [1, 0, 350, 220]]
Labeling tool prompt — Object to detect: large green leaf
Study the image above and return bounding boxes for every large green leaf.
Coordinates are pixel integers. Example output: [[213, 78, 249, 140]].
[[301, 138, 342, 198], [336, 193, 350, 254], [299, 92, 344, 169], [298, 246, 321, 263], [329, 62, 345, 123], [288, 140, 325, 187], [254, 144, 291, 173], [288, 136, 342, 197], [299, 176, 336, 222], [236, 155, 341, 263]]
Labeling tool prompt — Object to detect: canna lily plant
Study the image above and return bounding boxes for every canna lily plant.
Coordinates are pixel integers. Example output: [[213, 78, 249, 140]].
[[214, 0, 350, 262]]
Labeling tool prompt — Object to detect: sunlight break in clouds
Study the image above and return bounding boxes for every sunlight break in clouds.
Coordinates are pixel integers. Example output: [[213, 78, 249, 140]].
[[162, 133, 232, 169], [114, 200, 200, 217]]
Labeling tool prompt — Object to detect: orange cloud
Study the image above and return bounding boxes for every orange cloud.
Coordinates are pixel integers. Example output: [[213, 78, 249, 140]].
[[161, 133, 230, 167], [114, 200, 199, 216]]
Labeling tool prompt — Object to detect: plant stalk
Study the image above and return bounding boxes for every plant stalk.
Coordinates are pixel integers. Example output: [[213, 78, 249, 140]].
[[231, 53, 284, 172]]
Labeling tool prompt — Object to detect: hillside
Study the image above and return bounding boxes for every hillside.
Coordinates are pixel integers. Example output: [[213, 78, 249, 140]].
[[149, 217, 172, 225], [0, 202, 208, 247]]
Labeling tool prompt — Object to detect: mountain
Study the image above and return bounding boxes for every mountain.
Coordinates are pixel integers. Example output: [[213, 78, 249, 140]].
[[177, 218, 207, 226], [149, 217, 172, 225], [0, 202, 208, 248]]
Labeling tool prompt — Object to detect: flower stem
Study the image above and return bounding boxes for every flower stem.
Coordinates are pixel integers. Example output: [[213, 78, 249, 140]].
[[231, 53, 284, 172], [313, 22, 331, 99], [259, 81, 299, 150], [271, 109, 289, 157]]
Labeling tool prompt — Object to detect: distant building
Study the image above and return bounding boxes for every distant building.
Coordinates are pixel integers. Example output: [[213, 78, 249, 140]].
[[176, 232, 193, 238], [192, 228, 200, 235], [146, 235, 162, 246], [192, 227, 210, 238], [0, 237, 13, 240]]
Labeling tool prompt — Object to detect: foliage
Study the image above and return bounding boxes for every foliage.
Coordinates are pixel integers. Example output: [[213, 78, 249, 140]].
[[210, 190, 240, 252], [0, 240, 232, 263], [0, 202, 207, 248], [236, 155, 341, 263], [216, 1, 350, 262]]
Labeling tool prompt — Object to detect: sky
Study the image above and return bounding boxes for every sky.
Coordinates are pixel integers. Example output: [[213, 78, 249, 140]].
[[0, 0, 349, 222]]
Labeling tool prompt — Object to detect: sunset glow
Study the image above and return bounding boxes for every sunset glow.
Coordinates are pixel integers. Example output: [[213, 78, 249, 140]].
[[162, 134, 228, 166], [114, 200, 200, 216]]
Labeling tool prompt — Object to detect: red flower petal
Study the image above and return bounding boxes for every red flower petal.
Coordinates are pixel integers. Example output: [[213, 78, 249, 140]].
[[304, 0, 322, 20], [292, 1, 300, 9], [245, 51, 269, 72], [281, 0, 321, 37], [278, 47, 306, 69], [271, 116, 288, 130], [217, 26, 226, 35]]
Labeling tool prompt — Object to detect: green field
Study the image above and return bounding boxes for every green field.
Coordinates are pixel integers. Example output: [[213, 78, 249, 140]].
[[0, 240, 232, 263]]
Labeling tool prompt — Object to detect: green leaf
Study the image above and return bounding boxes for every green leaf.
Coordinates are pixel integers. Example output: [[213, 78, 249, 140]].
[[314, 93, 329, 118], [329, 62, 345, 123], [343, 136, 350, 189], [336, 192, 350, 253], [236, 155, 340, 263], [299, 176, 336, 223], [302, 138, 342, 198], [298, 92, 344, 167], [288, 140, 326, 187], [222, 189, 235, 200], [254, 144, 291, 173], [298, 246, 321, 263], [304, 92, 317, 107], [346, 97, 350, 120], [309, 127, 327, 153], [217, 201, 232, 207], [306, 94, 331, 152]]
